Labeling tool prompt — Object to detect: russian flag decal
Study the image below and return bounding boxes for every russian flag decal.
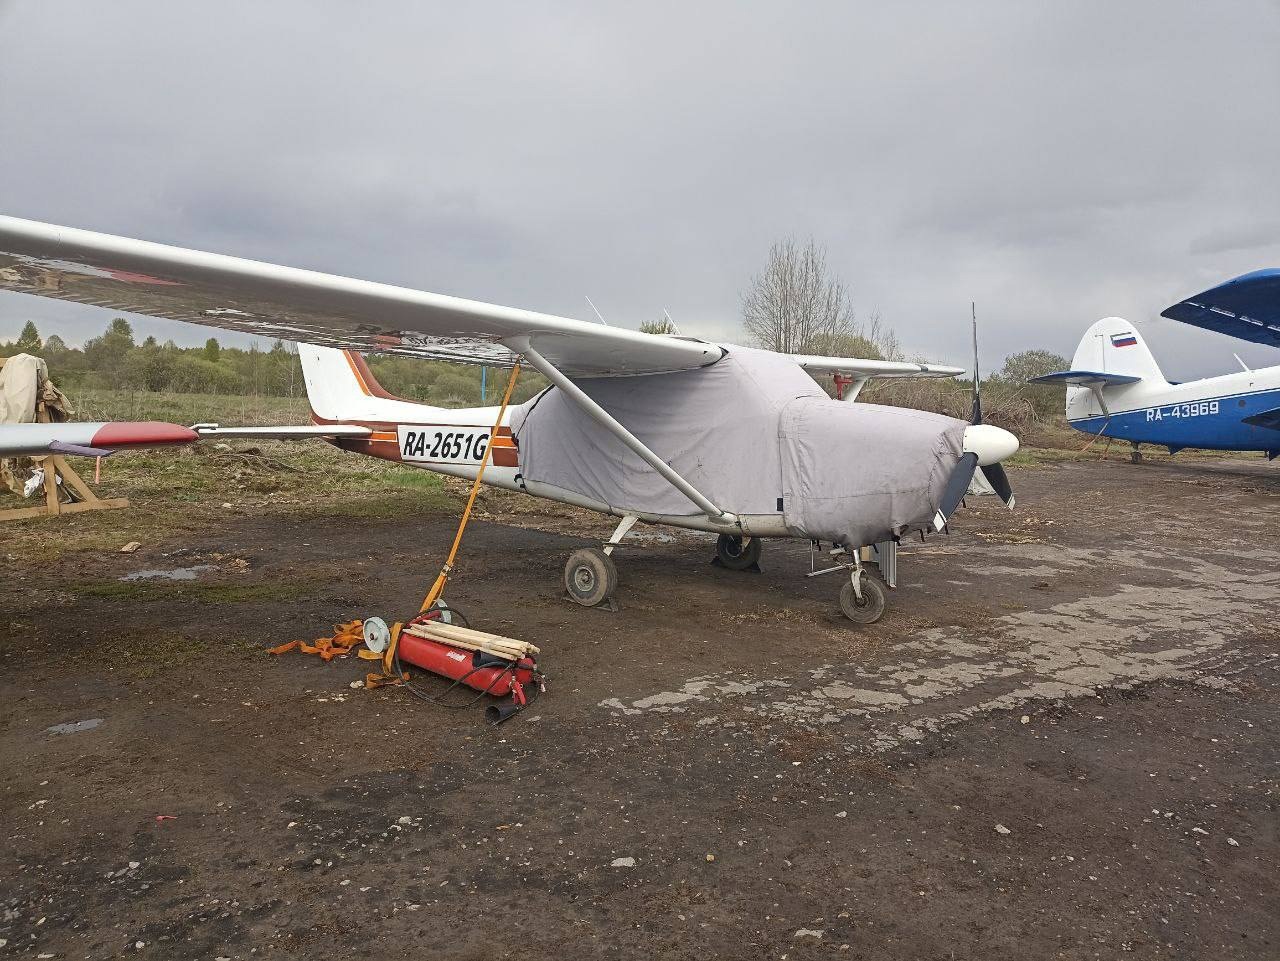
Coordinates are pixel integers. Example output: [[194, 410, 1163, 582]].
[[1110, 332, 1138, 348]]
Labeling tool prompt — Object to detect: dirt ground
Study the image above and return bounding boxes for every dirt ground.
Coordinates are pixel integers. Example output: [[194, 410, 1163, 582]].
[[1, 455, 1277, 960]]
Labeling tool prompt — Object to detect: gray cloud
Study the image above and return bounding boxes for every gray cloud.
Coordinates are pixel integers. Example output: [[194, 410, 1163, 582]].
[[2, 0, 1278, 379]]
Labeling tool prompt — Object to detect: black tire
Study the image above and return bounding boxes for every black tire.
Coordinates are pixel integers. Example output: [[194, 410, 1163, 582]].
[[715, 534, 762, 570], [839, 575, 886, 624], [564, 547, 618, 607]]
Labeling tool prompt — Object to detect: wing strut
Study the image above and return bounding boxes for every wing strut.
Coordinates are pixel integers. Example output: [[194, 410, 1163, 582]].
[[516, 342, 738, 525]]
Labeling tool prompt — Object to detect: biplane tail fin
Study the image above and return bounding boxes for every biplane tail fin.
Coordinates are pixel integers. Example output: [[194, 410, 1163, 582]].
[[1067, 317, 1167, 386], [298, 344, 441, 423], [1029, 317, 1164, 422]]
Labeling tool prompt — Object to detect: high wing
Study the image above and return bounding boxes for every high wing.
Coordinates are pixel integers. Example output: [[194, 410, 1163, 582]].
[[0, 216, 723, 377], [1160, 268, 1280, 349], [0, 216, 965, 383]]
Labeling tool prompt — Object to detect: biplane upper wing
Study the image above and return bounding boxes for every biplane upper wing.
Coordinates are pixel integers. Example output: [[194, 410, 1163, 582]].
[[1160, 268, 1280, 349], [0, 216, 722, 377]]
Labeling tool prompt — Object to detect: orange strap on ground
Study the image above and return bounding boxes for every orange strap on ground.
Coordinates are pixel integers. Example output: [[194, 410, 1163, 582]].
[[269, 620, 365, 661]]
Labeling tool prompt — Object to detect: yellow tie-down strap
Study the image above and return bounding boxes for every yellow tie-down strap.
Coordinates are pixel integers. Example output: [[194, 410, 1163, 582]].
[[372, 363, 523, 684]]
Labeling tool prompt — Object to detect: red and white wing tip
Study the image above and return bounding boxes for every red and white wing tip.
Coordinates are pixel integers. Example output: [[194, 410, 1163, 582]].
[[89, 422, 199, 448], [0, 421, 199, 458]]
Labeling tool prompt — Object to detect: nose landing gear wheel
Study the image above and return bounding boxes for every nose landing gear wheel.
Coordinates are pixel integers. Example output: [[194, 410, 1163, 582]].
[[840, 575, 886, 624], [564, 547, 619, 607], [715, 534, 762, 570]]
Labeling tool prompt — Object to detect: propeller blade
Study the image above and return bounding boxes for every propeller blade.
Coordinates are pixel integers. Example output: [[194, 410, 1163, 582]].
[[970, 302, 983, 425], [933, 452, 979, 532], [979, 461, 1015, 509]]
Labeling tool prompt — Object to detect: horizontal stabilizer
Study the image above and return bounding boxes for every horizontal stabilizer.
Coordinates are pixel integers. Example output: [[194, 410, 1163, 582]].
[[1029, 369, 1142, 387], [1241, 405, 1280, 432], [1161, 268, 1280, 349], [190, 424, 372, 439]]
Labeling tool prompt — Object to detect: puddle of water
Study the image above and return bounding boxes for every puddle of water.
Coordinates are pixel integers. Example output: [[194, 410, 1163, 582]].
[[122, 565, 215, 582], [46, 718, 104, 735]]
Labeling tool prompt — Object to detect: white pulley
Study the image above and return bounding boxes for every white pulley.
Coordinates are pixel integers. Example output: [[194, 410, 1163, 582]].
[[362, 616, 391, 654]]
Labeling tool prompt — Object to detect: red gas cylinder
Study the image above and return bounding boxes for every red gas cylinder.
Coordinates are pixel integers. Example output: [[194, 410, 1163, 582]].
[[396, 632, 536, 697]]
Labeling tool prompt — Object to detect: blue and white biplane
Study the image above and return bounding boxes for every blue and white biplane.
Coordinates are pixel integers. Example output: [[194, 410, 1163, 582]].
[[1033, 270, 1280, 460]]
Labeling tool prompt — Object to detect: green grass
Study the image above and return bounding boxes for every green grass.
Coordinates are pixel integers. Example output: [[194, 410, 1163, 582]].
[[2, 442, 461, 561], [70, 387, 311, 426]]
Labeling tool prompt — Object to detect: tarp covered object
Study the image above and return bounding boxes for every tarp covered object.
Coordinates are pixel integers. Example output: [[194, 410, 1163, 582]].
[[780, 397, 964, 547], [1, 353, 76, 497], [511, 346, 968, 546], [511, 347, 823, 517], [0, 353, 47, 424]]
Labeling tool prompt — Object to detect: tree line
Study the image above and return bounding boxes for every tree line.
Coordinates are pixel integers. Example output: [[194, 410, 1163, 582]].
[[0, 319, 541, 407]]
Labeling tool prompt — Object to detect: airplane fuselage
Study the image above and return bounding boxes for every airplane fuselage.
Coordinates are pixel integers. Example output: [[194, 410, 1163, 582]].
[[325, 403, 793, 538], [1067, 365, 1280, 453]]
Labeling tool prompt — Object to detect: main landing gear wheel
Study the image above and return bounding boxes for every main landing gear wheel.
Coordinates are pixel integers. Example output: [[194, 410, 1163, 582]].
[[840, 575, 886, 625], [715, 534, 762, 570], [564, 547, 618, 607]]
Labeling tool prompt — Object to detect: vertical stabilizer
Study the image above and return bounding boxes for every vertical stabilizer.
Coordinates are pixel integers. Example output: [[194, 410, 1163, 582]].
[[297, 344, 447, 423], [297, 344, 373, 421], [1070, 318, 1168, 385]]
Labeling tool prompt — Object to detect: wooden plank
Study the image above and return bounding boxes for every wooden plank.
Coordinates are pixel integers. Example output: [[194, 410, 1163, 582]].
[[407, 618, 540, 654], [42, 458, 60, 515], [56, 456, 98, 502], [401, 623, 528, 651], [401, 626, 531, 660], [0, 497, 129, 523]]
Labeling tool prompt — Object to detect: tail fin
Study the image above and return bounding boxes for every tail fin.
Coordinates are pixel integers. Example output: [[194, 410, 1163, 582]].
[[1070, 317, 1168, 385], [298, 344, 440, 422]]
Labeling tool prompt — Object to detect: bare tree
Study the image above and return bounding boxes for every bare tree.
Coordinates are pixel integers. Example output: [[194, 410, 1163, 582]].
[[741, 238, 859, 355]]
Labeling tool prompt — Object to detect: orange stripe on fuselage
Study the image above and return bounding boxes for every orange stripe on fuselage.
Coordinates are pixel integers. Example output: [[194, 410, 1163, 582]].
[[343, 351, 373, 396]]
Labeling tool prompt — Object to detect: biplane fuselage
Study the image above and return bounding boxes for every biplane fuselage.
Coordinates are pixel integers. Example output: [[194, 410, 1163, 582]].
[[1034, 268, 1280, 459]]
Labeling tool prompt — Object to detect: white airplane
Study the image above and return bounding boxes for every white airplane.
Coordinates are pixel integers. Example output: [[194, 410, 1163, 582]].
[[1032, 270, 1280, 460], [0, 215, 1019, 623]]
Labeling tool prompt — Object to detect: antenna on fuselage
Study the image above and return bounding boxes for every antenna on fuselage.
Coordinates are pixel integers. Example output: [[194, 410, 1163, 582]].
[[585, 296, 610, 326]]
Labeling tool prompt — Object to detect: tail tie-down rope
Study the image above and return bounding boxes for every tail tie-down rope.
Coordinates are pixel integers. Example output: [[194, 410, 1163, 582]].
[[366, 362, 523, 689]]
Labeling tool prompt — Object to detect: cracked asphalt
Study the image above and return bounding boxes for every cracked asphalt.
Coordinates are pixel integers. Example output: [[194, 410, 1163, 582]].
[[1, 456, 1277, 959]]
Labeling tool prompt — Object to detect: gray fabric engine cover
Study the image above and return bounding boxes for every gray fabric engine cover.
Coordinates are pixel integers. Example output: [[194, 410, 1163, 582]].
[[780, 397, 965, 547], [511, 346, 967, 546]]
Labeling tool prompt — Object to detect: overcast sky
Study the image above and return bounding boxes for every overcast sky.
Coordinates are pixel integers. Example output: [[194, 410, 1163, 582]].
[[2, 1, 1278, 379]]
